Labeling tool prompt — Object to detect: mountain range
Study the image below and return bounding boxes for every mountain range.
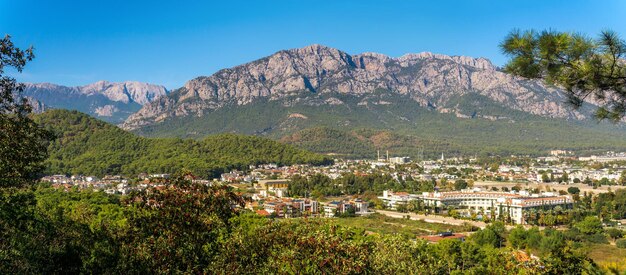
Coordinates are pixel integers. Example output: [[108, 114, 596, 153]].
[[23, 81, 168, 123], [23, 45, 626, 158], [121, 44, 595, 131]]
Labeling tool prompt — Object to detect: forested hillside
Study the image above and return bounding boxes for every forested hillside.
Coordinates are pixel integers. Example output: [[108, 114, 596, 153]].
[[33, 110, 331, 177]]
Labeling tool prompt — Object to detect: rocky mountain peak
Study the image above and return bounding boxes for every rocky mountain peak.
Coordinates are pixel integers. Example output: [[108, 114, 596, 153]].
[[80, 80, 110, 92], [398, 52, 496, 70], [22, 81, 169, 123], [282, 44, 351, 63], [291, 44, 343, 54], [122, 45, 592, 130], [78, 81, 168, 105]]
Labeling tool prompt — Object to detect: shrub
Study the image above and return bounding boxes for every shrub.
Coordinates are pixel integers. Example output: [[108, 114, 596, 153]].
[[586, 233, 609, 244], [567, 187, 580, 194], [616, 239, 626, 249], [606, 228, 624, 240]]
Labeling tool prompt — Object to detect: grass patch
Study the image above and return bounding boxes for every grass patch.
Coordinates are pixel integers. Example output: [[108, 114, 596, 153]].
[[585, 243, 626, 273]]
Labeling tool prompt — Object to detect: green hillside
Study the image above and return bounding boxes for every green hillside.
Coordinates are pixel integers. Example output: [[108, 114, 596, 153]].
[[130, 92, 626, 158], [33, 109, 332, 177]]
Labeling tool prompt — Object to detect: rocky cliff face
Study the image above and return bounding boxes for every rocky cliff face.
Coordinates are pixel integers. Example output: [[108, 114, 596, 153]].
[[78, 81, 167, 105], [122, 44, 592, 130], [23, 81, 168, 123], [25, 97, 47, 114]]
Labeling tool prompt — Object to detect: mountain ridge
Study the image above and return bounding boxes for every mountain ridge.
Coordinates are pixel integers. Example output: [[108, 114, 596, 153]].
[[23, 80, 168, 123], [122, 44, 594, 130]]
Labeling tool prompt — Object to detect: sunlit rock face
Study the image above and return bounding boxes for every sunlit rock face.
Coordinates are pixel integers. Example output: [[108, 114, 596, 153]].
[[123, 44, 593, 130], [23, 81, 168, 123]]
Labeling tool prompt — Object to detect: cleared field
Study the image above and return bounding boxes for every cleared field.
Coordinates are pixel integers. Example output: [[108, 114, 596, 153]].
[[332, 213, 473, 239]]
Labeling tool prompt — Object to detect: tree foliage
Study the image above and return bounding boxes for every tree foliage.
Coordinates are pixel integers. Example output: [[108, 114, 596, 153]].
[[118, 170, 245, 273], [288, 172, 435, 198], [574, 216, 604, 235], [501, 29, 626, 120], [0, 35, 53, 187]]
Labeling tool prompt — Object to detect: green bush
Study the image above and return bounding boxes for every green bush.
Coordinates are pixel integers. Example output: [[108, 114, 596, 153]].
[[586, 233, 609, 244], [617, 238, 626, 249]]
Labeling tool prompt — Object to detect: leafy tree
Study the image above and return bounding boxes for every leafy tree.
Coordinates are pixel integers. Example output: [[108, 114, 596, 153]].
[[616, 238, 626, 249], [507, 225, 528, 249], [119, 170, 245, 273], [0, 35, 53, 187], [212, 218, 371, 274], [539, 228, 566, 255], [606, 228, 624, 241], [567, 186, 580, 195], [561, 171, 569, 183], [501, 29, 626, 120], [471, 222, 506, 248], [396, 203, 408, 213], [541, 240, 597, 274], [454, 179, 468, 190], [598, 177, 612, 186], [574, 216, 604, 235], [0, 36, 69, 273]]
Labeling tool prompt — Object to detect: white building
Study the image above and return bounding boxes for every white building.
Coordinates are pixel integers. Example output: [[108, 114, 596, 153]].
[[293, 199, 319, 214], [418, 189, 573, 224], [378, 190, 418, 210], [323, 201, 342, 217], [389, 157, 411, 164], [352, 199, 369, 214]]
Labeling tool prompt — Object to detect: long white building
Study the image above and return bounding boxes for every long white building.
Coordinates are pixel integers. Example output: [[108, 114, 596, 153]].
[[419, 189, 573, 224]]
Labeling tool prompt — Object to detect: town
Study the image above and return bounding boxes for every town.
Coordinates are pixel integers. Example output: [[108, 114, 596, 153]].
[[42, 150, 626, 227]]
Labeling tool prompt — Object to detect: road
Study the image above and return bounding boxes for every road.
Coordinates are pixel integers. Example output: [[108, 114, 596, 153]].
[[375, 209, 488, 229]]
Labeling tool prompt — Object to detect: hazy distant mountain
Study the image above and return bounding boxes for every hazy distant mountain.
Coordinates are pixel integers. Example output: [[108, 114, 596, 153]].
[[123, 44, 596, 130], [23, 81, 168, 123]]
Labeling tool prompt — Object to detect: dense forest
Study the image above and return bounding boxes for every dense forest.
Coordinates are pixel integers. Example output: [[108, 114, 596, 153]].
[[33, 110, 332, 178], [1, 174, 602, 274]]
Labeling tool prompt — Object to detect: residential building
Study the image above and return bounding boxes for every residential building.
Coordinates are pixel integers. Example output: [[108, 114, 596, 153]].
[[258, 179, 290, 190], [418, 189, 573, 224], [378, 190, 418, 210]]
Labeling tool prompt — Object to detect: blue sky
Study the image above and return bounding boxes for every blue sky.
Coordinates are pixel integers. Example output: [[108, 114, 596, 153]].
[[2, 0, 625, 89]]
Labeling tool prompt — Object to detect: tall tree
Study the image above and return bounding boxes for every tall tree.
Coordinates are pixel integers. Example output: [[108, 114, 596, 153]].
[[0, 35, 53, 187], [501, 30, 626, 120]]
